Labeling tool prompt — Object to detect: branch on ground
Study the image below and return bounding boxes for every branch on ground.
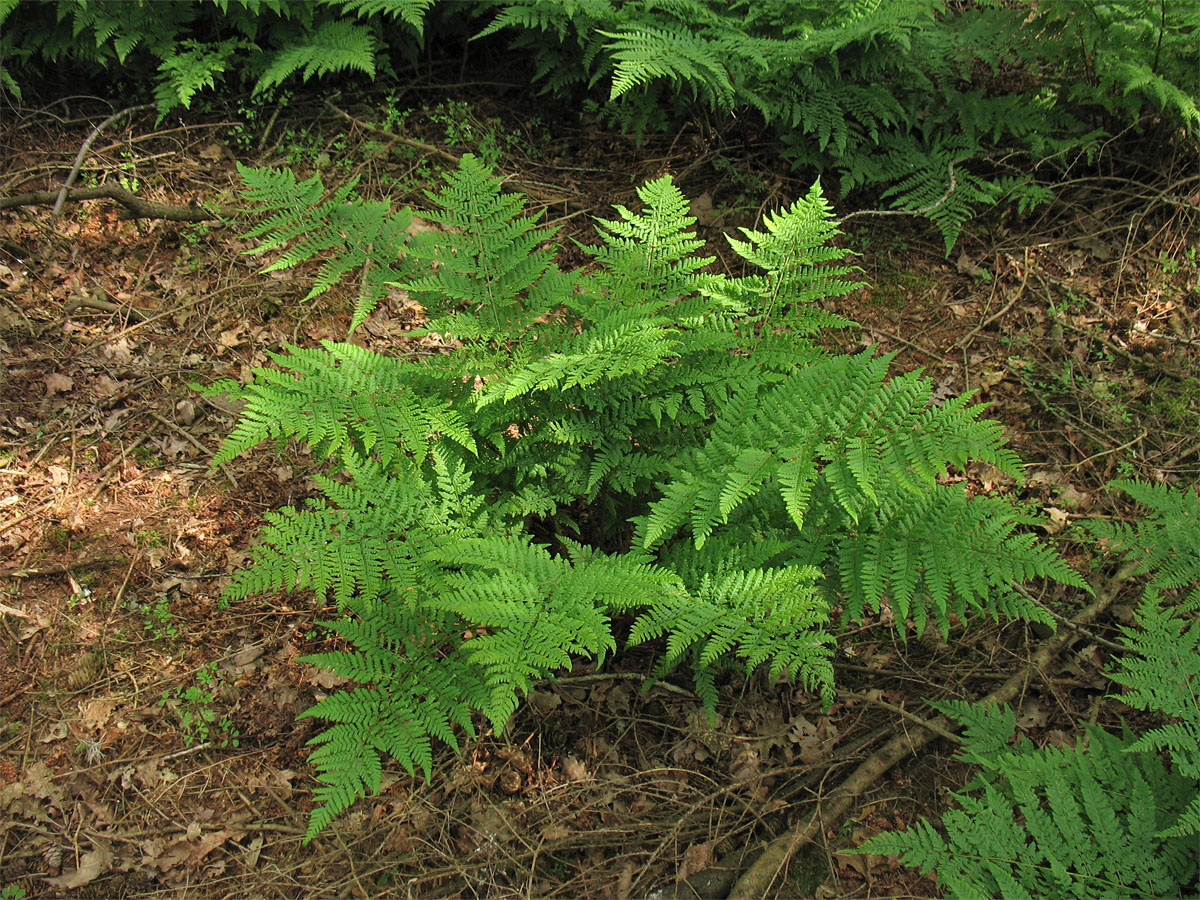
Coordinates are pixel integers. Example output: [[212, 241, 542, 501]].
[[0, 185, 231, 222]]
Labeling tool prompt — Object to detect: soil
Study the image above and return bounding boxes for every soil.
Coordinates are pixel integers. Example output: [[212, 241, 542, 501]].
[[1, 64, 1197, 900]]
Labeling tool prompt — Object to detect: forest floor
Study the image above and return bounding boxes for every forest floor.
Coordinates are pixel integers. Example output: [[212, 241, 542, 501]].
[[1, 70, 1197, 900]]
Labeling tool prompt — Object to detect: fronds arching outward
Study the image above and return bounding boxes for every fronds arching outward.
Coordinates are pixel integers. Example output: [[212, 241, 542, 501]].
[[236, 163, 415, 332], [214, 155, 1091, 841]]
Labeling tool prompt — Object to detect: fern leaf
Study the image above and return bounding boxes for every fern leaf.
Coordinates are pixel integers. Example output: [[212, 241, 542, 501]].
[[255, 18, 378, 93]]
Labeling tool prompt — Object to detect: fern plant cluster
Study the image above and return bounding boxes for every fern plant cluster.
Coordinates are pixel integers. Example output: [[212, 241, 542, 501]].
[[478, 0, 1200, 250], [861, 480, 1200, 898], [5, 1, 1195, 250], [0, 0, 445, 115], [213, 154, 1089, 840]]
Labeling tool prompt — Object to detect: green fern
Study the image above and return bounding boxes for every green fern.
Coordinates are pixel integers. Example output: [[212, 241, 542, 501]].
[[237, 163, 415, 332], [860, 701, 1199, 898], [0, 0, 445, 115], [1087, 481, 1200, 606], [1090, 480, 1200, 837], [626, 566, 835, 713], [212, 155, 1086, 842], [860, 482, 1200, 894]]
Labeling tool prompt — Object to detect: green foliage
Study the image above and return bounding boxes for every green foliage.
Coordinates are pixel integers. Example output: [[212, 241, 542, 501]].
[[0, 0, 444, 116], [860, 481, 1200, 896], [478, 0, 1199, 250], [236, 164, 416, 332], [213, 156, 1084, 840], [861, 703, 1197, 899], [158, 663, 241, 749]]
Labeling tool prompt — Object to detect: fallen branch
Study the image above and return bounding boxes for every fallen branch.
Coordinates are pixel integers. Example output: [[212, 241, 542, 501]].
[[728, 561, 1139, 899], [52, 102, 155, 216], [2, 184, 228, 221], [65, 289, 150, 323]]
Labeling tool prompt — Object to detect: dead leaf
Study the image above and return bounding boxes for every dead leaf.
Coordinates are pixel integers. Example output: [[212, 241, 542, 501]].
[[678, 842, 713, 881], [1017, 699, 1048, 731], [43, 845, 111, 890], [80, 697, 117, 730], [616, 862, 635, 900], [955, 251, 987, 278], [103, 337, 133, 363], [561, 756, 589, 781], [44, 372, 74, 395], [243, 835, 264, 868], [540, 822, 570, 842], [231, 644, 264, 668], [1042, 506, 1070, 534], [310, 670, 349, 690]]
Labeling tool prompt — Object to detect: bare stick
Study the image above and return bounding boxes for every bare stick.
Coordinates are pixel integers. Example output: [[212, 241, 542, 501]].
[[728, 561, 1138, 899], [52, 103, 155, 217]]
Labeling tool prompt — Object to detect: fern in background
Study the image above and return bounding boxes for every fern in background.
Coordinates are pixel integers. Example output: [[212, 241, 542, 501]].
[[478, 0, 1199, 250], [861, 481, 1200, 896], [214, 155, 1087, 839], [0, 0, 443, 116]]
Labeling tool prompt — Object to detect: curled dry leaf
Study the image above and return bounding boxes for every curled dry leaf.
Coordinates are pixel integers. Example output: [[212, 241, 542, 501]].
[[43, 845, 112, 890]]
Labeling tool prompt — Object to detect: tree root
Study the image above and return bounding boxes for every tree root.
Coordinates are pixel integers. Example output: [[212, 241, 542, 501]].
[[727, 561, 1140, 899]]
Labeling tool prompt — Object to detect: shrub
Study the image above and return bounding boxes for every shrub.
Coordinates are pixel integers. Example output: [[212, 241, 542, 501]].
[[0, 0, 445, 115], [478, 0, 1200, 250]]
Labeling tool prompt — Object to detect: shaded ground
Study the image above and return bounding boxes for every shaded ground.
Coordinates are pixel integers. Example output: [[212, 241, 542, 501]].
[[1, 76, 1197, 899]]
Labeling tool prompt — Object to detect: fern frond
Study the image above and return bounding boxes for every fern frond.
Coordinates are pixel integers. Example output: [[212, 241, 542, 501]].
[[208, 341, 475, 469], [402, 154, 569, 337], [255, 18, 378, 93], [238, 163, 413, 331], [600, 25, 734, 106], [860, 718, 1198, 898], [628, 565, 834, 712]]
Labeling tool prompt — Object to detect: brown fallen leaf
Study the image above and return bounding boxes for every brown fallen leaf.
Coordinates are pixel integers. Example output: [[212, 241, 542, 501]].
[[43, 845, 112, 890], [44, 372, 74, 395]]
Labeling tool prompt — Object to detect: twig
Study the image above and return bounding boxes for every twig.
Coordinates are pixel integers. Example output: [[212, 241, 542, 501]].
[[957, 247, 1031, 349], [835, 156, 967, 226], [148, 411, 238, 488], [0, 558, 120, 578], [728, 560, 1139, 899], [52, 103, 154, 217], [837, 691, 963, 744], [1008, 582, 1129, 652], [65, 290, 149, 323]]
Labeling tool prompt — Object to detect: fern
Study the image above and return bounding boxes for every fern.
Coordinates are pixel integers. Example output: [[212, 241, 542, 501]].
[[211, 156, 1088, 841], [237, 163, 415, 332], [1087, 480, 1200, 605], [626, 566, 835, 713], [860, 702, 1199, 898], [0, 0, 446, 115], [861, 482, 1200, 894], [478, 0, 1198, 249]]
